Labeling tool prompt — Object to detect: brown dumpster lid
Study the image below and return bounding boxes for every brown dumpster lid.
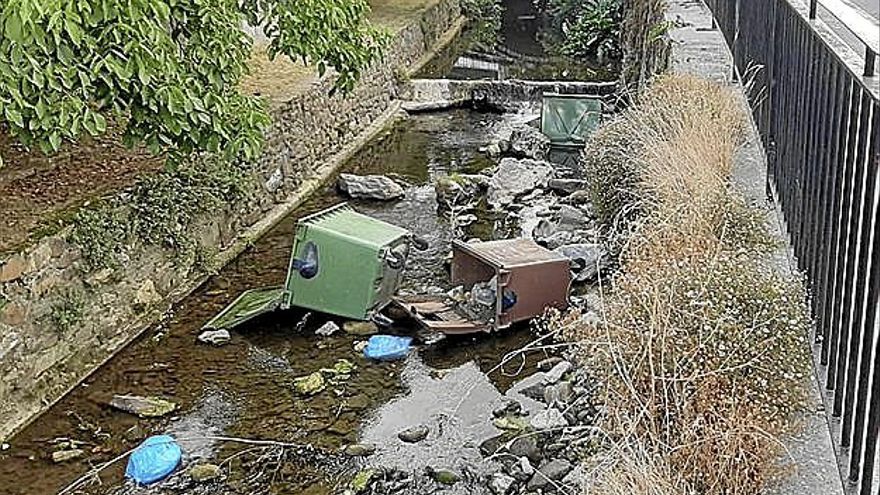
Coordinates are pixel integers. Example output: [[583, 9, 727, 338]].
[[452, 239, 567, 268]]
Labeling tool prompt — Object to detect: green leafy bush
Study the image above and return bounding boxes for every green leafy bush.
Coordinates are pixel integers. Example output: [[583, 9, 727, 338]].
[[50, 289, 85, 333], [546, 0, 622, 59], [0, 0, 386, 160]]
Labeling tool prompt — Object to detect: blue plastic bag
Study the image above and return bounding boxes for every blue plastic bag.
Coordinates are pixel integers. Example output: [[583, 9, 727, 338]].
[[125, 435, 182, 485], [364, 335, 413, 361]]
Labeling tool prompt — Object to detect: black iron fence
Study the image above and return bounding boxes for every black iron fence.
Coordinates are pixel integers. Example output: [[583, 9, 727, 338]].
[[702, 0, 880, 492]]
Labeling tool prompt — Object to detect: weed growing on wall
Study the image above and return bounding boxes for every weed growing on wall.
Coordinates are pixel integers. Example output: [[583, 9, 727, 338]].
[[70, 154, 253, 271], [50, 289, 85, 333]]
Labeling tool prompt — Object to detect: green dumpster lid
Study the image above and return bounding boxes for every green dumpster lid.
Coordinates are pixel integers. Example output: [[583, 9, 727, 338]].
[[540, 93, 602, 146], [299, 203, 409, 249]]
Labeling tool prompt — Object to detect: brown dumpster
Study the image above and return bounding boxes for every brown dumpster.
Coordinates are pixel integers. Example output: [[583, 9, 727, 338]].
[[393, 238, 571, 334]]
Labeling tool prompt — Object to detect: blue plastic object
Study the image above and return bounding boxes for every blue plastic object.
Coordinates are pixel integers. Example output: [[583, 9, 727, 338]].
[[364, 335, 413, 361], [125, 435, 182, 485]]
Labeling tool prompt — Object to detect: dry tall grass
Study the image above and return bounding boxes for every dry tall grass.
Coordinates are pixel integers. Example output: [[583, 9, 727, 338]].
[[569, 75, 811, 494]]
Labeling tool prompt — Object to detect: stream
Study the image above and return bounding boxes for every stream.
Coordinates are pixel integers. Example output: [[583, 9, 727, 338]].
[[0, 110, 570, 495], [0, 1, 613, 492]]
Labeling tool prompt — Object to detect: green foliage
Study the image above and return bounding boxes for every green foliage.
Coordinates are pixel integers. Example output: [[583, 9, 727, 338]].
[[71, 153, 252, 269], [0, 0, 385, 159], [50, 288, 85, 332], [460, 0, 502, 47], [131, 155, 250, 249], [69, 201, 131, 270], [546, 0, 622, 59]]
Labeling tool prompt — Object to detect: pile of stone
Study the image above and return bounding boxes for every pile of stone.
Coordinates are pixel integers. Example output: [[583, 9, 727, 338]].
[[478, 358, 602, 494]]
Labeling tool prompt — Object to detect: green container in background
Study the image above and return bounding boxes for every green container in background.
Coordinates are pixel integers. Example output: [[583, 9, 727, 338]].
[[540, 93, 602, 147], [204, 203, 414, 331]]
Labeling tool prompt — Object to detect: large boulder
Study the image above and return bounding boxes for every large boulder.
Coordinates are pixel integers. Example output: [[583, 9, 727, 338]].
[[508, 124, 551, 160], [487, 158, 553, 208], [337, 174, 404, 200]]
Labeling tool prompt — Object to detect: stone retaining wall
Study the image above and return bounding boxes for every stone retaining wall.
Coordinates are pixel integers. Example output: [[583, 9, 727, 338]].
[[0, 0, 462, 441]]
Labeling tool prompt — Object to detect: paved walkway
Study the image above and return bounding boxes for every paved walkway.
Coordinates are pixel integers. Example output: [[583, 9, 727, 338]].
[[666, 0, 845, 493]]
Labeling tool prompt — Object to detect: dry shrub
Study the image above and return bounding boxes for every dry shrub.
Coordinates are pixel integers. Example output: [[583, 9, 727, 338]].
[[566, 74, 811, 494]]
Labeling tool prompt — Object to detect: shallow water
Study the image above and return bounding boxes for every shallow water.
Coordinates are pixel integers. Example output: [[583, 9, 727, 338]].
[[0, 110, 566, 495]]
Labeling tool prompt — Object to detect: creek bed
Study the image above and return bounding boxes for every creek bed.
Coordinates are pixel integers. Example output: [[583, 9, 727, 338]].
[[0, 110, 571, 495]]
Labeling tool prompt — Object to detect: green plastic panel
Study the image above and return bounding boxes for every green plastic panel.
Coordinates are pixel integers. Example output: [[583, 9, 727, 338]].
[[540, 94, 602, 146], [202, 286, 285, 331]]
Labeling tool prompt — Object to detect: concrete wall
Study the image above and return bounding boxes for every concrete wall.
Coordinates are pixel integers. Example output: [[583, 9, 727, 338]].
[[0, 0, 463, 441]]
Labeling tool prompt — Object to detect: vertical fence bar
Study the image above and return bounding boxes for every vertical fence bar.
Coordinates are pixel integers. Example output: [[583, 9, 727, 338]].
[[841, 99, 876, 446], [849, 103, 879, 484]]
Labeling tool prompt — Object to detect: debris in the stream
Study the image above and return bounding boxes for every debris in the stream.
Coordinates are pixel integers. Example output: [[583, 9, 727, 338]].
[[52, 449, 85, 463], [110, 395, 178, 418], [197, 329, 230, 346], [188, 463, 222, 482], [397, 424, 429, 443], [125, 435, 182, 485], [342, 443, 376, 457], [364, 335, 412, 361], [320, 358, 357, 384], [554, 243, 608, 283], [425, 466, 460, 485], [294, 372, 326, 395], [315, 321, 340, 337], [337, 173, 405, 200], [343, 321, 379, 336], [349, 467, 379, 493], [492, 415, 529, 431]]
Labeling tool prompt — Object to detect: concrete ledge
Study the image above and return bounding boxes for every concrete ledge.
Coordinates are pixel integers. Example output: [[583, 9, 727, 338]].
[[402, 78, 618, 111]]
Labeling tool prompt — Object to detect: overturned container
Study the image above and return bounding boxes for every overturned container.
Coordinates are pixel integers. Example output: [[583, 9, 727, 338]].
[[394, 239, 571, 334], [204, 203, 424, 331]]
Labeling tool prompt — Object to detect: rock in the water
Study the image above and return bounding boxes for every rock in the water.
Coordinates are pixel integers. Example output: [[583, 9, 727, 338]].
[[315, 321, 340, 337], [294, 372, 326, 396], [110, 395, 177, 418], [426, 466, 460, 485], [508, 435, 541, 463], [488, 472, 516, 495], [554, 243, 608, 283], [342, 443, 376, 457], [493, 415, 530, 431], [189, 463, 221, 482], [530, 407, 569, 430], [543, 361, 573, 384], [337, 174, 404, 201], [52, 449, 84, 463], [480, 434, 505, 456], [537, 357, 564, 372], [492, 400, 523, 418], [343, 321, 379, 336], [197, 329, 231, 346], [350, 468, 378, 493], [507, 456, 535, 481], [527, 459, 573, 490], [548, 178, 586, 195], [435, 174, 488, 210], [544, 381, 575, 404], [508, 124, 551, 160], [487, 158, 553, 207], [398, 425, 429, 443]]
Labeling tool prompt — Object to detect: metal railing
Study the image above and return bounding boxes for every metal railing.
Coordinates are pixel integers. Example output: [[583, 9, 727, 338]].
[[702, 0, 880, 492]]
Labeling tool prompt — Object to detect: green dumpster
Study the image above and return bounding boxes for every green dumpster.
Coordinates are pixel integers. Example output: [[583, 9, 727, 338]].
[[540, 93, 602, 147], [203, 203, 420, 331]]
